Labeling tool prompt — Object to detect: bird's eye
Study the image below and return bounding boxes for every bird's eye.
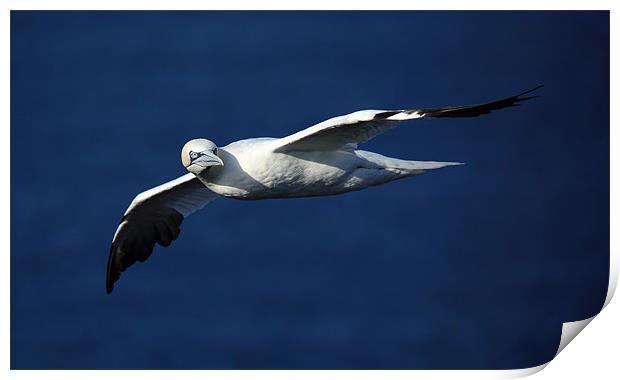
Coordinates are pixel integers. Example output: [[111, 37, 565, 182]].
[[190, 151, 198, 159]]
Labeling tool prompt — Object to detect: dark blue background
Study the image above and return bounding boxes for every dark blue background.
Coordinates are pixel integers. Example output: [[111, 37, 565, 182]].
[[11, 11, 609, 369]]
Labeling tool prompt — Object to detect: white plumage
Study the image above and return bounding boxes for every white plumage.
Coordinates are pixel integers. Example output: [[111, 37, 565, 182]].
[[197, 137, 460, 200], [106, 86, 541, 293]]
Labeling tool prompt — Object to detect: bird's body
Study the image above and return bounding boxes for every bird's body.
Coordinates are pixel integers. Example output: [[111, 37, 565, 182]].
[[106, 86, 542, 294], [197, 137, 458, 199]]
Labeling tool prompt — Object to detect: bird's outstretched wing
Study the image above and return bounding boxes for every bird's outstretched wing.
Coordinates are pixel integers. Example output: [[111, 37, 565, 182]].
[[106, 173, 218, 294], [273, 86, 542, 153]]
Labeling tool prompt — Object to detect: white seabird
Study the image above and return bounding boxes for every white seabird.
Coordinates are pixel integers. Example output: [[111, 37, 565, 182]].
[[106, 86, 542, 293]]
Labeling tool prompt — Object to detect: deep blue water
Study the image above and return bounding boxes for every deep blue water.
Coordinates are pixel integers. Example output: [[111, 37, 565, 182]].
[[11, 11, 609, 369]]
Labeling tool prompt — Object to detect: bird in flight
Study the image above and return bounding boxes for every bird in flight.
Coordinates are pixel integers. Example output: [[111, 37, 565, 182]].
[[106, 86, 542, 294]]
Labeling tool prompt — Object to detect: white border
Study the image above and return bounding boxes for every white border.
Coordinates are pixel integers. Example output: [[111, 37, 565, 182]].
[[2, 1, 617, 379], [0, 0, 616, 11]]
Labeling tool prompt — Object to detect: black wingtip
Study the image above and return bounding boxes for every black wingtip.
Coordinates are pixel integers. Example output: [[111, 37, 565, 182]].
[[106, 243, 119, 295], [106, 266, 115, 294], [516, 85, 544, 98], [418, 85, 543, 118], [106, 272, 114, 294]]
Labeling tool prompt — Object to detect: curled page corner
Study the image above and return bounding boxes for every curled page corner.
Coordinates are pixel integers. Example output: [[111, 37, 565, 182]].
[[501, 253, 617, 378], [556, 317, 596, 356], [539, 251, 618, 373], [498, 316, 599, 378], [553, 247, 618, 357], [549, 255, 617, 361]]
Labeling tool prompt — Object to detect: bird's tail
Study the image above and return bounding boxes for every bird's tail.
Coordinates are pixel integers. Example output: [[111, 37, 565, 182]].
[[355, 150, 464, 172], [398, 160, 464, 171]]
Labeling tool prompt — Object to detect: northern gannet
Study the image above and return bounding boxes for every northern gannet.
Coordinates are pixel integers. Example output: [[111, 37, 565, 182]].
[[106, 86, 541, 293]]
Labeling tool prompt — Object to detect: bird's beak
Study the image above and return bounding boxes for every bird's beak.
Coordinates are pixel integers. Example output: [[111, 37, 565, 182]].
[[187, 152, 224, 174]]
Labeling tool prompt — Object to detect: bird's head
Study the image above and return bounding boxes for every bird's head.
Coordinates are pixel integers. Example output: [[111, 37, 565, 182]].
[[181, 138, 224, 175]]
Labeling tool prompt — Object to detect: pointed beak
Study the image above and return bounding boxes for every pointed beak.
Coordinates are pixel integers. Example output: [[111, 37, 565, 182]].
[[188, 151, 224, 173]]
